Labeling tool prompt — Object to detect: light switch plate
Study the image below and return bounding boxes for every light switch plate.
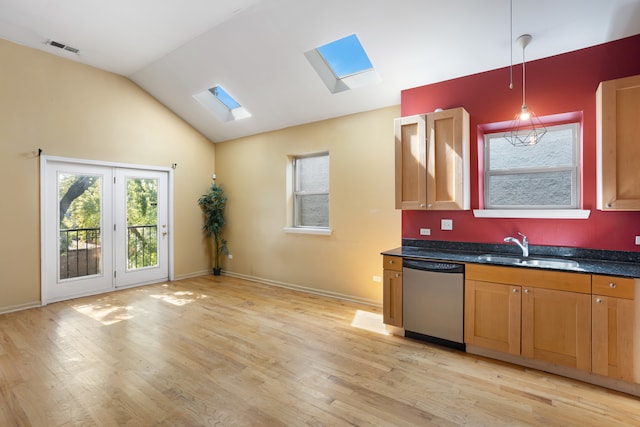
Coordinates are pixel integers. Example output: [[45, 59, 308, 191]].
[[636, 236, 640, 245], [441, 219, 453, 230]]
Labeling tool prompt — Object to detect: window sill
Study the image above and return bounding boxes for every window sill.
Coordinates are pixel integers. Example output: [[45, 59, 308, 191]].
[[283, 227, 332, 236], [473, 209, 591, 219]]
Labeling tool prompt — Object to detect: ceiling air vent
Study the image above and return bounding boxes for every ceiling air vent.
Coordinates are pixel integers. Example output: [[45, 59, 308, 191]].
[[46, 40, 80, 54]]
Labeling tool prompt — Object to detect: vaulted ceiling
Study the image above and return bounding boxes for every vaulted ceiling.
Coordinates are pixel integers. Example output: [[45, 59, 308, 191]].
[[2, 0, 639, 142]]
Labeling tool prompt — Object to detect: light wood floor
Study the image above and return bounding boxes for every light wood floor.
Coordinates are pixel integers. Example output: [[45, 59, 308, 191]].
[[1, 275, 640, 426]]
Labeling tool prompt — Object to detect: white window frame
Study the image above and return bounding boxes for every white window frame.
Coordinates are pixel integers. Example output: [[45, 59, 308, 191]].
[[474, 113, 590, 219], [484, 122, 580, 209], [284, 152, 331, 235]]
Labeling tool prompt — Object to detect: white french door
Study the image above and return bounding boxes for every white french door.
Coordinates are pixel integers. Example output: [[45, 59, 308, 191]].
[[42, 158, 171, 304], [114, 168, 168, 288]]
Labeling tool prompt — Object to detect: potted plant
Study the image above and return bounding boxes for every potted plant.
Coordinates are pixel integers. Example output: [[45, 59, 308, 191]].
[[198, 176, 229, 275]]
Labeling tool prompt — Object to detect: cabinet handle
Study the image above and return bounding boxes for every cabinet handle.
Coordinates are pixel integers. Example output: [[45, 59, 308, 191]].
[[428, 204, 433, 208], [524, 289, 530, 294], [395, 273, 400, 278], [419, 204, 425, 208], [609, 282, 616, 289], [596, 298, 603, 304], [389, 260, 394, 265], [512, 288, 518, 293]]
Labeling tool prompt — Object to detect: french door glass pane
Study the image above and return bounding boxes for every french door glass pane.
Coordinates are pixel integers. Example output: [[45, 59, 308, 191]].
[[58, 173, 102, 280], [126, 178, 158, 270]]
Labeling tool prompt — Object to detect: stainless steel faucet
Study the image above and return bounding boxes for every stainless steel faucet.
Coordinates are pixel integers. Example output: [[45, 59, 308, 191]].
[[504, 232, 529, 257]]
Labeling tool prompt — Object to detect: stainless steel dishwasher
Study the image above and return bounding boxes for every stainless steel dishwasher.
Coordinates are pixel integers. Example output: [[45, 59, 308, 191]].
[[402, 258, 465, 350]]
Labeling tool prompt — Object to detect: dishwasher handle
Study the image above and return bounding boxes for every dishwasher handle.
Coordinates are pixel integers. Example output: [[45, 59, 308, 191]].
[[403, 259, 464, 274]]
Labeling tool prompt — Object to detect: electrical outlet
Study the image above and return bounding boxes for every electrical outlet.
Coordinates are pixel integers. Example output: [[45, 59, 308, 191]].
[[373, 275, 382, 283], [636, 236, 640, 245], [228, 254, 233, 260], [420, 228, 431, 236], [441, 219, 453, 231]]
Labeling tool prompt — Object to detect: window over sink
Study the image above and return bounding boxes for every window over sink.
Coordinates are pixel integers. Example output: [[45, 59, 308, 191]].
[[474, 112, 590, 219]]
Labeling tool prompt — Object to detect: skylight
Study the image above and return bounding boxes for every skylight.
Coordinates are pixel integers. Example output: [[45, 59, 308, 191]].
[[193, 84, 251, 122], [209, 86, 240, 110], [305, 33, 381, 94], [317, 34, 373, 78]]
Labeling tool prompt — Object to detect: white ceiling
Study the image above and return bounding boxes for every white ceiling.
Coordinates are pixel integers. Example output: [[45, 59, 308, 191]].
[[2, 0, 640, 142]]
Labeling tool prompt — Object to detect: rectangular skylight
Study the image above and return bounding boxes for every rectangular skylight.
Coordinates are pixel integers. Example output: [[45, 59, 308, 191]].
[[209, 85, 241, 110], [305, 33, 381, 94], [193, 85, 251, 122], [317, 34, 373, 78]]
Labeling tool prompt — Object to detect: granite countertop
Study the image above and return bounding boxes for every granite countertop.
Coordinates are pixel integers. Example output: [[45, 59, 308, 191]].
[[382, 239, 640, 279]]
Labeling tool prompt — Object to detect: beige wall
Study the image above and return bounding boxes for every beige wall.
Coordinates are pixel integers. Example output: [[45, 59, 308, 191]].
[[0, 39, 216, 312], [214, 106, 402, 304]]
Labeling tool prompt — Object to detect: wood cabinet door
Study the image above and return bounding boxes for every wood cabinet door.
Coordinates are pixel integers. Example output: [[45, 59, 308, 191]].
[[383, 269, 403, 327], [394, 115, 427, 210], [592, 295, 635, 381], [596, 74, 640, 210], [522, 287, 591, 371], [426, 107, 469, 210], [464, 280, 521, 355]]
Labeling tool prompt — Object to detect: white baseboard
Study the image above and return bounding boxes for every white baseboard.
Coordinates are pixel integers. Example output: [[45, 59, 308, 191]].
[[174, 270, 211, 281], [222, 271, 382, 308], [0, 301, 42, 315]]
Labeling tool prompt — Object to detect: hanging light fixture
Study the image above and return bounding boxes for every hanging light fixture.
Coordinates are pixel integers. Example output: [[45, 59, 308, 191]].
[[504, 0, 547, 146]]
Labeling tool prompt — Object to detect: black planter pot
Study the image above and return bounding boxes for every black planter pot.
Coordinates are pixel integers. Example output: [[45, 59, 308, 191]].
[[213, 267, 222, 276]]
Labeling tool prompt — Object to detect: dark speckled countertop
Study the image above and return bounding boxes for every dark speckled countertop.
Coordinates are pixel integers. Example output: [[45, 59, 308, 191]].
[[381, 239, 640, 278]]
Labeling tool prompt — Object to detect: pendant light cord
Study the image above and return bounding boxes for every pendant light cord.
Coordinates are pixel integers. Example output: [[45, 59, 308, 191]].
[[509, 0, 513, 89], [522, 39, 526, 107]]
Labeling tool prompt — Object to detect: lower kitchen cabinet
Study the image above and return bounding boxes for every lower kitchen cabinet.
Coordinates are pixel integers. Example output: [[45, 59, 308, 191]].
[[521, 286, 591, 371], [464, 280, 521, 355], [465, 264, 593, 372], [592, 275, 636, 381], [382, 256, 402, 327]]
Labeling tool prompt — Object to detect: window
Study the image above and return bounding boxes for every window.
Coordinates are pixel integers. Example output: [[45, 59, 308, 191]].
[[316, 34, 373, 78], [304, 34, 381, 94], [292, 153, 329, 229], [193, 84, 251, 122], [209, 85, 240, 110], [484, 122, 580, 209]]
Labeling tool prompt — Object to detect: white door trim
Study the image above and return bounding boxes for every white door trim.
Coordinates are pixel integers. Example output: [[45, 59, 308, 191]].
[[40, 155, 175, 305]]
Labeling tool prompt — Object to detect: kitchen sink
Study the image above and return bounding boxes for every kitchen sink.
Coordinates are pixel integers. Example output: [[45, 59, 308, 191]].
[[478, 254, 579, 269]]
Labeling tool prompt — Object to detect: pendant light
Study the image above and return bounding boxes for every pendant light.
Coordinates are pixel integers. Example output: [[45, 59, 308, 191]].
[[504, 7, 547, 146]]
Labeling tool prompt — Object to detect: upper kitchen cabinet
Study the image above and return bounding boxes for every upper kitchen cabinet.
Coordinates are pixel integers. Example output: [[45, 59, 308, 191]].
[[394, 114, 427, 209], [426, 108, 470, 210], [596, 74, 640, 210], [394, 107, 470, 210]]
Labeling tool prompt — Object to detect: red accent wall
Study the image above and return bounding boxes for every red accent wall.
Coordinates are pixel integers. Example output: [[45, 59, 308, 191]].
[[401, 34, 640, 252]]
